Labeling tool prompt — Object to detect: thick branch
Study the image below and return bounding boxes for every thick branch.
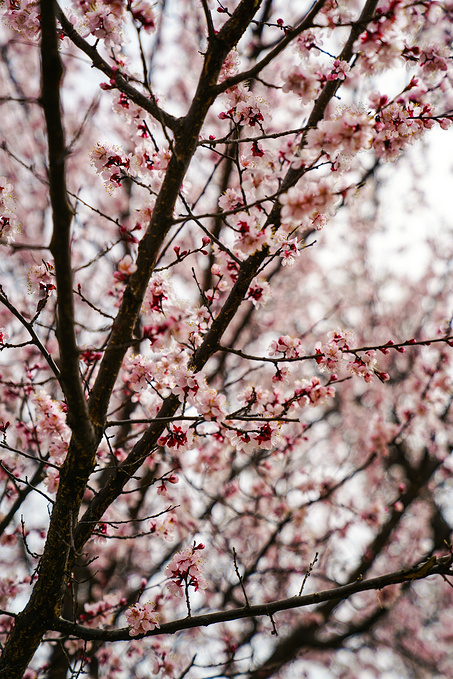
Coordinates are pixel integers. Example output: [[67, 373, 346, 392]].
[[52, 555, 453, 642], [0, 6, 96, 677], [41, 0, 93, 443]]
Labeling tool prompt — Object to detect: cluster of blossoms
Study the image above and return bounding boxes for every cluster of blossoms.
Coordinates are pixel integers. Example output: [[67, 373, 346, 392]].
[[27, 261, 56, 295], [295, 28, 319, 57], [109, 91, 149, 133], [417, 44, 451, 77], [81, 593, 125, 628], [357, 25, 404, 74], [315, 329, 355, 372], [222, 385, 285, 454], [90, 141, 171, 195], [371, 100, 428, 162], [315, 330, 389, 382], [241, 145, 280, 198], [269, 335, 304, 359], [70, 0, 155, 47], [218, 84, 271, 130], [348, 351, 390, 383], [294, 376, 336, 407], [0, 176, 20, 244], [90, 142, 134, 191], [279, 178, 339, 231], [125, 601, 160, 637], [32, 391, 71, 493], [1, 0, 40, 41], [230, 211, 269, 256], [72, 0, 125, 46], [285, 85, 450, 174], [33, 391, 70, 459], [281, 58, 350, 105], [218, 187, 244, 213], [141, 272, 211, 349], [304, 108, 374, 163], [158, 422, 195, 454], [125, 354, 228, 445], [225, 420, 281, 454], [164, 542, 207, 598], [133, 146, 171, 191], [217, 47, 240, 83]]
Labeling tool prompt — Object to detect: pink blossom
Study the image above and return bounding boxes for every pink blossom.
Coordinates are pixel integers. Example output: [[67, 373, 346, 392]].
[[114, 255, 137, 282], [149, 515, 177, 541], [158, 422, 194, 452], [280, 238, 300, 266], [247, 277, 271, 307], [172, 368, 201, 403], [232, 212, 269, 255], [272, 365, 290, 384], [347, 351, 378, 383], [281, 66, 321, 104], [219, 87, 270, 129], [254, 422, 280, 449], [0, 176, 20, 243], [218, 188, 244, 211], [295, 29, 319, 57], [126, 353, 154, 390], [314, 329, 356, 372], [43, 467, 60, 494], [327, 59, 351, 82], [225, 427, 259, 454], [218, 49, 240, 82], [76, 0, 124, 47], [130, 0, 156, 32], [0, 327, 9, 345]]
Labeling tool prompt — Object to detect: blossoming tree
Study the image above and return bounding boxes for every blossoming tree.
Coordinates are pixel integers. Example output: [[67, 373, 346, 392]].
[[0, 0, 453, 676]]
